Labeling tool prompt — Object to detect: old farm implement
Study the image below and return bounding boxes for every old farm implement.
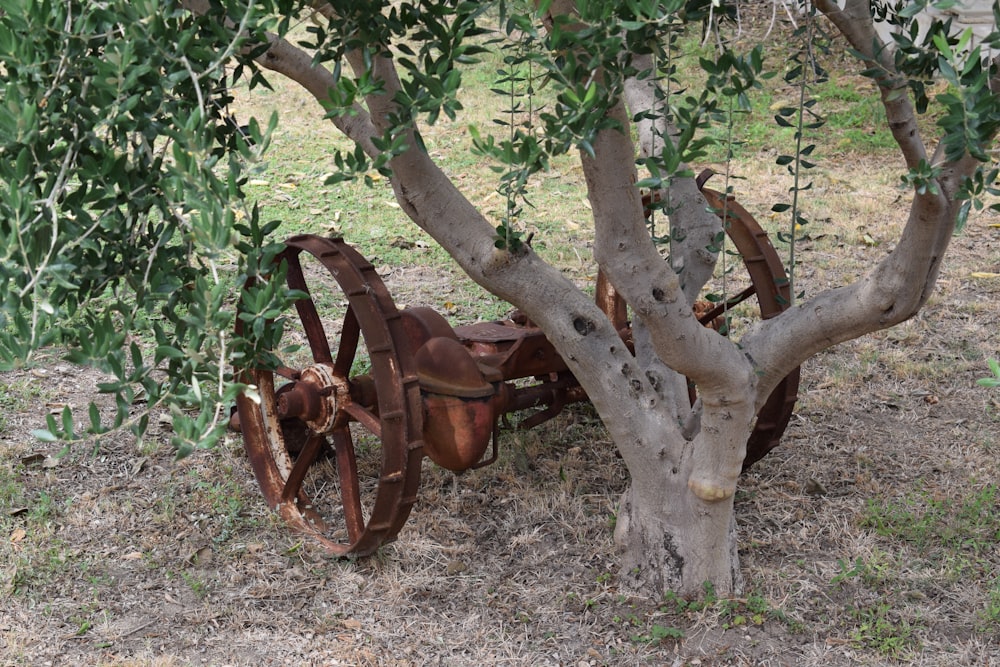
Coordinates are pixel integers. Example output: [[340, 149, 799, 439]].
[[233, 181, 800, 556]]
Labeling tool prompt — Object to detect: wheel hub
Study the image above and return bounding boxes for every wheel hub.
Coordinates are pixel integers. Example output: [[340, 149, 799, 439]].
[[275, 364, 345, 433]]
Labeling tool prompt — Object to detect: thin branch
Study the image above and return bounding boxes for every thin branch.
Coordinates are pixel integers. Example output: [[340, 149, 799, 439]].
[[622, 53, 721, 304], [180, 0, 380, 157]]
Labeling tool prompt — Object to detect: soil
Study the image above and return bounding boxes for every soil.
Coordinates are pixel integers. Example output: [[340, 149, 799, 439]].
[[2, 214, 998, 666]]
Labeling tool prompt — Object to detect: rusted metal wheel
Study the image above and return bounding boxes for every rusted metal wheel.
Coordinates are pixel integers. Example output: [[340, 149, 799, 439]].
[[235, 234, 423, 556], [698, 185, 800, 469]]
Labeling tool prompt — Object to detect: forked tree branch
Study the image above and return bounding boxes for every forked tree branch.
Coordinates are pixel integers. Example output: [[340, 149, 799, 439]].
[[581, 100, 756, 499], [745, 4, 1000, 408]]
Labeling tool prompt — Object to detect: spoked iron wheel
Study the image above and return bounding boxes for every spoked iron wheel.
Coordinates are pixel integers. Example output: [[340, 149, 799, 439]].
[[235, 234, 423, 556], [698, 183, 800, 469]]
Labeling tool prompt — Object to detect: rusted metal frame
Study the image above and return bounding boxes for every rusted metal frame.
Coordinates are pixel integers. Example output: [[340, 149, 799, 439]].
[[286, 251, 334, 363], [451, 322, 581, 429], [506, 375, 589, 430], [695, 285, 757, 325], [454, 322, 569, 380]]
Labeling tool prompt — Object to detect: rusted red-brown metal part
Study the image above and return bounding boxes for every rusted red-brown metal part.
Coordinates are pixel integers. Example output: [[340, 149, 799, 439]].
[[414, 335, 495, 470], [595, 269, 629, 335], [454, 321, 569, 382], [235, 180, 798, 556], [235, 235, 424, 557]]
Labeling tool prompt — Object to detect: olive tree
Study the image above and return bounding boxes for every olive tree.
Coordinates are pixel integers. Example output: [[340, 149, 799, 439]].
[[1, 0, 998, 597]]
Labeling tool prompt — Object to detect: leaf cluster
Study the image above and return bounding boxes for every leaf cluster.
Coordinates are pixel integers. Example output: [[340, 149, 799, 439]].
[[866, 1, 1000, 228], [0, 0, 295, 454]]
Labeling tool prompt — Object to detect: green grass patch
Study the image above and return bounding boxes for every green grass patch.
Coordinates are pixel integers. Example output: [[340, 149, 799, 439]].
[[861, 483, 1000, 558], [620, 584, 804, 646], [849, 600, 922, 659]]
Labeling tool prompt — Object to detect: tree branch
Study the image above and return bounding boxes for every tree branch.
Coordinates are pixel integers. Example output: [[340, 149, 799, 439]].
[[622, 52, 721, 304], [259, 37, 381, 157], [180, 0, 379, 157], [815, 0, 929, 171]]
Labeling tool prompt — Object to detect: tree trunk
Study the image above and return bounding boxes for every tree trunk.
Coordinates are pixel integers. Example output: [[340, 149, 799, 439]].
[[614, 441, 743, 598]]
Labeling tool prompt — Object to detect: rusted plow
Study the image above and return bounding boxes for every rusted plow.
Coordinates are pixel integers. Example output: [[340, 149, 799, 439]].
[[234, 180, 800, 556]]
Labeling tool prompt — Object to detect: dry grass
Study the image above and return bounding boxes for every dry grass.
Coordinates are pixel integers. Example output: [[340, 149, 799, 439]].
[[1, 219, 998, 664], [3, 10, 1000, 667]]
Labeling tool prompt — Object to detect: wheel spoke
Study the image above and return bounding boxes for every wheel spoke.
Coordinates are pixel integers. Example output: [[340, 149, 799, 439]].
[[332, 429, 364, 543], [342, 403, 383, 439], [697, 285, 756, 326], [285, 249, 334, 364], [280, 431, 326, 503], [334, 307, 360, 378]]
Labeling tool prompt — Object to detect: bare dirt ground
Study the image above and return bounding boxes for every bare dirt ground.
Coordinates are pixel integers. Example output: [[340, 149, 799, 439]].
[[1, 202, 998, 666]]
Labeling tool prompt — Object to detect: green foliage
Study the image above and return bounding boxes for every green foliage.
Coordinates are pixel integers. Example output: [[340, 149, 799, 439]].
[[0, 0, 998, 457], [610, 580, 804, 644], [629, 622, 684, 644], [979, 358, 1000, 388], [867, 0, 1000, 228], [0, 0, 296, 454]]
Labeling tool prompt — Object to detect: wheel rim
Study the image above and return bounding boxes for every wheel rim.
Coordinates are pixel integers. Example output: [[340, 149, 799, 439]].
[[236, 234, 423, 556]]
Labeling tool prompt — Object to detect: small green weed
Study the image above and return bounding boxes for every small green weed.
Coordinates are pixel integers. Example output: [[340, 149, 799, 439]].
[[630, 623, 684, 644], [68, 607, 99, 637], [188, 472, 259, 545], [830, 557, 866, 586], [831, 550, 896, 588], [977, 358, 1000, 388], [0, 464, 23, 508], [9, 540, 77, 595], [849, 601, 920, 659], [182, 571, 209, 600], [979, 578, 1000, 630]]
